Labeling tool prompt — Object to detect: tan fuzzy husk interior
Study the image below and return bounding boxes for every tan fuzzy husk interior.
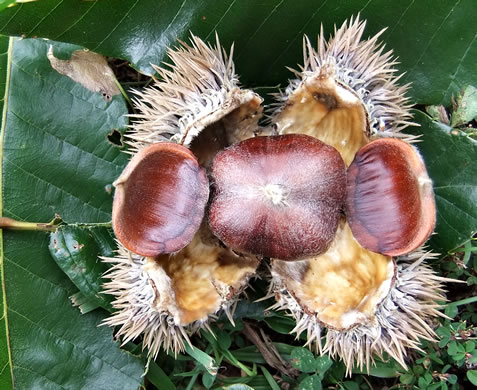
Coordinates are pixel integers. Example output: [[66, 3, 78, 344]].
[[275, 71, 369, 166], [189, 95, 263, 169], [155, 230, 259, 325], [274, 222, 394, 330]]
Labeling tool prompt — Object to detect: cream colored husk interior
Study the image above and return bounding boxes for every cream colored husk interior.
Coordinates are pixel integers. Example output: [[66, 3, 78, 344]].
[[275, 70, 369, 166], [155, 230, 259, 325], [274, 222, 394, 330]]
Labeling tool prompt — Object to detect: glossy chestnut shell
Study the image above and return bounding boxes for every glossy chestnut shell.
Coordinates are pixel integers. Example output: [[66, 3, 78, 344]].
[[208, 134, 346, 260], [346, 138, 436, 257], [112, 143, 209, 257]]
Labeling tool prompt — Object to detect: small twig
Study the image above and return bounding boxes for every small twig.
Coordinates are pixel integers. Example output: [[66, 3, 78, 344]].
[[184, 373, 199, 390], [242, 321, 299, 379], [361, 374, 374, 390]]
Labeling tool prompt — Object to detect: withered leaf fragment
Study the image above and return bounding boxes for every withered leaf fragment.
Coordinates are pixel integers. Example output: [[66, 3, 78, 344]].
[[47, 46, 120, 101]]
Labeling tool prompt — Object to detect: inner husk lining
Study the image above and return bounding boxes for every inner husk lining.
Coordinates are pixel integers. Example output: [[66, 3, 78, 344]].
[[154, 230, 258, 325], [274, 222, 394, 330], [275, 73, 369, 166]]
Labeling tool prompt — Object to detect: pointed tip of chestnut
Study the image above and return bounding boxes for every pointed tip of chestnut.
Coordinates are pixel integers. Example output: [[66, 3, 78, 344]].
[[346, 138, 436, 257], [208, 134, 346, 260], [112, 143, 209, 257]]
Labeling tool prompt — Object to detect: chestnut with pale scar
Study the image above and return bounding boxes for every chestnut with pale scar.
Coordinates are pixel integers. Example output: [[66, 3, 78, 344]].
[[346, 138, 436, 257], [208, 133, 346, 260], [112, 142, 209, 257]]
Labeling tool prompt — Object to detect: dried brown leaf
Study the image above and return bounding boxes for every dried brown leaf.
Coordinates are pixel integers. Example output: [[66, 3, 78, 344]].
[[47, 46, 120, 101]]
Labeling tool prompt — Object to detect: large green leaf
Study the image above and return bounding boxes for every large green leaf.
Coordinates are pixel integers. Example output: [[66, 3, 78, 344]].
[[412, 111, 477, 252], [0, 37, 143, 389], [0, 0, 474, 105]]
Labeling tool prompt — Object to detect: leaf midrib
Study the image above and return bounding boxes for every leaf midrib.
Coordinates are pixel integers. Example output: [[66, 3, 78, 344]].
[[0, 36, 13, 389]]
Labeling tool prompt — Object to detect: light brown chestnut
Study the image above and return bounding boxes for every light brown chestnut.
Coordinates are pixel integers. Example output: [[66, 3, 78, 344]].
[[112, 143, 209, 257], [208, 134, 346, 260], [346, 138, 436, 257]]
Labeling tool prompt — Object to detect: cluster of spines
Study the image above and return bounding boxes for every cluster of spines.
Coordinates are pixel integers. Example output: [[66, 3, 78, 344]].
[[128, 34, 239, 152], [102, 246, 188, 357]]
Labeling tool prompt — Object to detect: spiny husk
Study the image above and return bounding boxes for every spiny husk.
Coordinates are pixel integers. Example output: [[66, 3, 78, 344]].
[[103, 35, 262, 358], [271, 15, 416, 140], [266, 15, 449, 374], [269, 248, 451, 375], [128, 34, 262, 153], [102, 239, 257, 358], [102, 247, 196, 357]]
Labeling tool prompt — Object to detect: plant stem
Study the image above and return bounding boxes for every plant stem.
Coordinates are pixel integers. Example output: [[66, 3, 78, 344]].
[[185, 373, 198, 390], [0, 36, 15, 388], [74, 221, 112, 228], [0, 217, 58, 232], [448, 296, 477, 307], [114, 79, 134, 109], [0, 217, 112, 232]]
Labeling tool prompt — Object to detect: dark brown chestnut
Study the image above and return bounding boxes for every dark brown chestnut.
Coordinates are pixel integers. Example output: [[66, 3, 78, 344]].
[[208, 134, 346, 260], [112, 143, 209, 257], [346, 138, 436, 257]]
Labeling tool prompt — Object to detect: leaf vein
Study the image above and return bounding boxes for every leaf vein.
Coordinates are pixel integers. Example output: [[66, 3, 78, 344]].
[[385, 0, 416, 37], [27, 0, 65, 36], [436, 207, 463, 238], [3, 157, 110, 220], [3, 207, 36, 223], [92, 0, 140, 52], [205, 0, 237, 41], [265, 0, 328, 74], [0, 37, 14, 389], [436, 193, 477, 222], [236, 0, 285, 60], [160, 0, 187, 40], [9, 109, 124, 170], [0, 361, 9, 376], [433, 184, 477, 190], [404, 0, 462, 80], [357, 0, 374, 14], [54, 0, 98, 41], [11, 365, 67, 390], [0, 3, 23, 33], [4, 255, 72, 295], [442, 30, 477, 101], [8, 307, 141, 383]]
